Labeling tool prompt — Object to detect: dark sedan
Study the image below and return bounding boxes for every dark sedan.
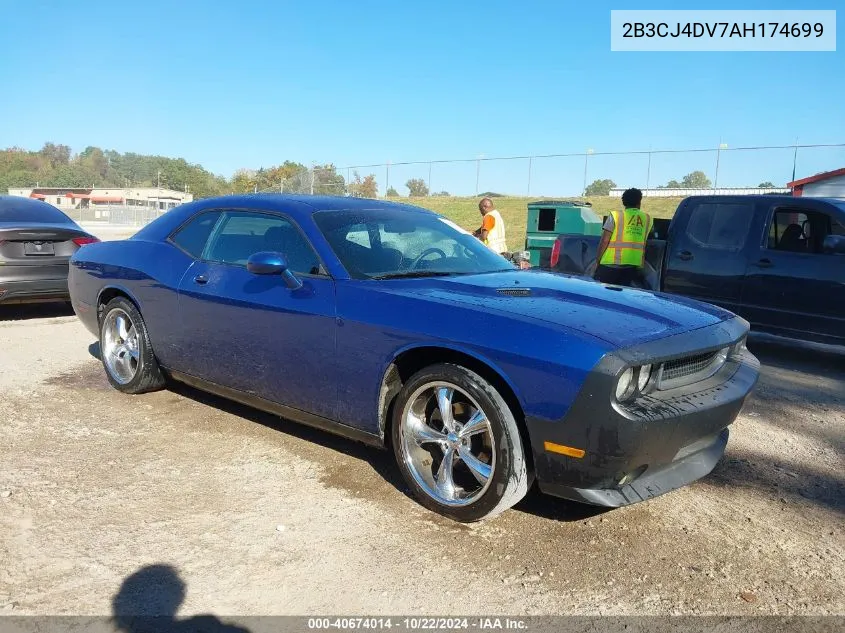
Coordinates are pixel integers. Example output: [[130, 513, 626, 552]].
[[69, 194, 760, 522], [0, 195, 100, 305]]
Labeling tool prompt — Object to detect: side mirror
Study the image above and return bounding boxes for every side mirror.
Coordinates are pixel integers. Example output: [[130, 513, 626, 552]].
[[246, 251, 303, 290], [823, 235, 845, 255]]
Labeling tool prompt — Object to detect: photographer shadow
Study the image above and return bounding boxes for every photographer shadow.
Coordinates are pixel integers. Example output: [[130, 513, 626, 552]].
[[112, 564, 251, 633]]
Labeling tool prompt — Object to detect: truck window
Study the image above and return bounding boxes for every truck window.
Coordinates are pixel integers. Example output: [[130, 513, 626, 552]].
[[767, 209, 839, 254], [685, 202, 752, 251]]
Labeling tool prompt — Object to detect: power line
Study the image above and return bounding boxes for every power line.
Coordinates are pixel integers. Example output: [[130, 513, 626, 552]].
[[332, 142, 845, 171]]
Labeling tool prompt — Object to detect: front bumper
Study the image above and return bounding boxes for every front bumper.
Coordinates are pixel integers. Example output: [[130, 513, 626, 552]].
[[527, 316, 760, 507], [0, 277, 70, 304]]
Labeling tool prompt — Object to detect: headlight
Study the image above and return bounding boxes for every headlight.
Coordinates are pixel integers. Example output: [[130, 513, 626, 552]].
[[637, 364, 652, 392], [615, 367, 636, 402]]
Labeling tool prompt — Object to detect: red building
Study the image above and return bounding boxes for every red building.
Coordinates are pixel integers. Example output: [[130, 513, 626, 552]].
[[788, 167, 845, 197]]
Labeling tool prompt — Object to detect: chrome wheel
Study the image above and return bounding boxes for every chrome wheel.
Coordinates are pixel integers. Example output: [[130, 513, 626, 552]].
[[400, 382, 495, 507], [102, 308, 140, 385]]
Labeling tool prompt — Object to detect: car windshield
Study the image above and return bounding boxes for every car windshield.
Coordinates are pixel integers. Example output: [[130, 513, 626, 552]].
[[313, 208, 515, 280]]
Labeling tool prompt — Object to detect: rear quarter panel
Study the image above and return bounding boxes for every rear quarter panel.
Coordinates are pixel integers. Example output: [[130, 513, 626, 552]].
[[69, 239, 194, 366]]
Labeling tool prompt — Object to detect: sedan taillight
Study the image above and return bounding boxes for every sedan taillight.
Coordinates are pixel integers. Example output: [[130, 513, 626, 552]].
[[72, 236, 100, 247]]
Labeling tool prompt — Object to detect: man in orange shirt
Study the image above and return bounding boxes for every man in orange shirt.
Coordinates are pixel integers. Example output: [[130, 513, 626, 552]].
[[473, 197, 508, 254]]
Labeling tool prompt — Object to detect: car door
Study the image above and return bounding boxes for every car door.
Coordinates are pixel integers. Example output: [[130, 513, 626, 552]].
[[661, 198, 757, 315], [740, 201, 845, 346], [175, 209, 338, 421]]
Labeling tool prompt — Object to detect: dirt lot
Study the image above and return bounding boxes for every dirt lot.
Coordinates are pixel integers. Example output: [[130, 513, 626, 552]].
[[1, 304, 842, 619], [0, 226, 843, 617]]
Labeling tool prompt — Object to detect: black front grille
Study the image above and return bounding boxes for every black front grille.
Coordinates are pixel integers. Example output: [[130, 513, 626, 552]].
[[662, 351, 719, 382]]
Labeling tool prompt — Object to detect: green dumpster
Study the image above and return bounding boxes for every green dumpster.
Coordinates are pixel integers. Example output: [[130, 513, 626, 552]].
[[523, 200, 603, 267]]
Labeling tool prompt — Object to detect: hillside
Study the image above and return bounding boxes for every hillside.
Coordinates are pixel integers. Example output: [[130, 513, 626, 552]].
[[396, 196, 683, 251], [2, 143, 684, 251], [1, 144, 230, 198]]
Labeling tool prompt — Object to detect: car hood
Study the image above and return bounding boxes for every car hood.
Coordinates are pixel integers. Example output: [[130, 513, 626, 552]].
[[376, 270, 734, 348]]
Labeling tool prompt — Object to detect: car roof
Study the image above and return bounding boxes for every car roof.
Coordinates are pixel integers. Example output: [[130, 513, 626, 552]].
[[131, 193, 439, 242], [213, 193, 435, 216], [682, 194, 844, 205]]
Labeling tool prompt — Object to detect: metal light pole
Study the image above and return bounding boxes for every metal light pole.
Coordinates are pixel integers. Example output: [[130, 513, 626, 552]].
[[713, 141, 728, 192], [475, 154, 485, 196], [791, 136, 799, 184], [582, 149, 594, 196], [527, 156, 533, 196], [645, 148, 652, 191], [427, 162, 432, 195], [386, 161, 390, 196]]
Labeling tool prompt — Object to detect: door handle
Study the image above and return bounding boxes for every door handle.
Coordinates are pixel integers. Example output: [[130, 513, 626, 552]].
[[755, 258, 773, 269], [678, 250, 693, 261], [193, 274, 208, 285]]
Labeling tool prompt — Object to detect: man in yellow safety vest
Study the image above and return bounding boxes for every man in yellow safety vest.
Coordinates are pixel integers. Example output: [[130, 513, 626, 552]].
[[473, 197, 508, 254], [594, 188, 653, 287]]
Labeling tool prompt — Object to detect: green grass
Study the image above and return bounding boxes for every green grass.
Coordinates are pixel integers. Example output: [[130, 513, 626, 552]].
[[394, 196, 684, 251]]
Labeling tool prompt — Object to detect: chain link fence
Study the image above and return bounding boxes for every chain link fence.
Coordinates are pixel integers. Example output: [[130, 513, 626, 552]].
[[252, 142, 844, 199], [59, 142, 844, 228]]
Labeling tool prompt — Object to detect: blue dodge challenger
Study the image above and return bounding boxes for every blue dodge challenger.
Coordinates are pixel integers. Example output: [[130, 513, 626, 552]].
[[69, 195, 760, 522]]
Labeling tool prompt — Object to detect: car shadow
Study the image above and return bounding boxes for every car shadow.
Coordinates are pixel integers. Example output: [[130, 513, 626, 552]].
[[161, 378, 594, 523], [86, 337, 840, 523], [0, 302, 74, 322], [705, 338, 845, 516], [513, 488, 609, 522], [748, 336, 845, 379], [164, 379, 411, 498], [112, 563, 251, 633]]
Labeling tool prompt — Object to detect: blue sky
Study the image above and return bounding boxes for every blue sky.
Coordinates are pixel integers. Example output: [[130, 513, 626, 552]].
[[1, 0, 843, 196]]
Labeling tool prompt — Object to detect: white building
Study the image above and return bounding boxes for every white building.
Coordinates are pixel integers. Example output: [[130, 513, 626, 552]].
[[7, 187, 193, 211], [609, 187, 790, 198], [788, 168, 845, 198]]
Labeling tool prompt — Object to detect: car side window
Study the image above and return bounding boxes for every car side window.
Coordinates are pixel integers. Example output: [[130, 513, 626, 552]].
[[204, 211, 322, 275], [685, 202, 753, 251], [767, 209, 833, 254], [171, 211, 222, 258]]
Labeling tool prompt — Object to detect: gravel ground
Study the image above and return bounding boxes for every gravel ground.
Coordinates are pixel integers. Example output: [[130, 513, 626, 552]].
[[0, 223, 842, 617]]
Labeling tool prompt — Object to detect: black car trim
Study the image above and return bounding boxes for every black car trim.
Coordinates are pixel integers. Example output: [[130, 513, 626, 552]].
[[523, 316, 759, 505]]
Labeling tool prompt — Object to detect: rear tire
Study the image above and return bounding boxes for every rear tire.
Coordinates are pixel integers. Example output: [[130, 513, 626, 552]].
[[391, 363, 530, 522], [99, 297, 165, 394]]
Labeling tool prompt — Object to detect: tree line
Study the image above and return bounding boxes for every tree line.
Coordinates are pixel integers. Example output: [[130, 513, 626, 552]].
[[0, 143, 458, 200], [7, 144, 781, 201], [585, 172, 780, 196], [1, 143, 230, 199]]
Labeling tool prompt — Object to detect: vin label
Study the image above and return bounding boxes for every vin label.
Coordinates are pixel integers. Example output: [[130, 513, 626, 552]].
[[611, 10, 836, 51]]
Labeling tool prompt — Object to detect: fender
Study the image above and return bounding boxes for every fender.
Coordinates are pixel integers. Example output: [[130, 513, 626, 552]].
[[96, 283, 143, 322], [376, 341, 528, 440]]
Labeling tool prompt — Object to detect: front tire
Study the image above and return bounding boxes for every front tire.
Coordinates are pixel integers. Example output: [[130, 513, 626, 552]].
[[391, 363, 530, 522], [99, 297, 165, 394]]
